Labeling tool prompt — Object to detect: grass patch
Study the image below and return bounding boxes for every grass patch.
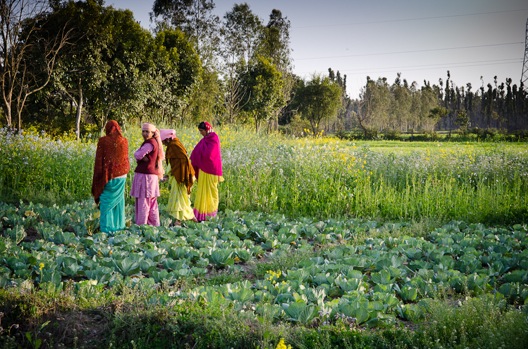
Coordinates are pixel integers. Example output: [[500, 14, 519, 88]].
[[1, 287, 526, 348]]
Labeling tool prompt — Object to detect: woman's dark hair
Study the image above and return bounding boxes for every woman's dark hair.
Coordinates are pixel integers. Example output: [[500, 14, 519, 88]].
[[198, 122, 207, 130]]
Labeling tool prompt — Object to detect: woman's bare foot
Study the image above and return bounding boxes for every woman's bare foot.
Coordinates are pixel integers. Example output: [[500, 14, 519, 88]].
[[169, 221, 181, 227]]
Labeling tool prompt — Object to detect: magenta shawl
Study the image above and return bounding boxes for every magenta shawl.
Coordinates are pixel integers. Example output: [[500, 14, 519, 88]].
[[190, 132, 223, 177]]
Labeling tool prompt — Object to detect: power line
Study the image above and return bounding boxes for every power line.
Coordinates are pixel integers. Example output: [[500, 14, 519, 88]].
[[343, 59, 520, 74], [295, 8, 528, 29], [295, 42, 524, 61], [297, 58, 522, 76]]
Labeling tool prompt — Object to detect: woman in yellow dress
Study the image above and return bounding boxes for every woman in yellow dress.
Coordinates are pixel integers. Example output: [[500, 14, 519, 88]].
[[160, 129, 196, 225], [190, 121, 224, 222]]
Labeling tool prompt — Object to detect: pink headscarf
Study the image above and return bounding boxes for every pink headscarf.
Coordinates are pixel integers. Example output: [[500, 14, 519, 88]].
[[160, 129, 176, 141], [142, 123, 165, 179], [142, 122, 156, 133]]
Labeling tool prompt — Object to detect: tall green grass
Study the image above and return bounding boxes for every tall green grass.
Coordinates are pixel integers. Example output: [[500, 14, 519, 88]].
[[220, 133, 528, 224], [0, 129, 95, 204], [1, 127, 527, 224]]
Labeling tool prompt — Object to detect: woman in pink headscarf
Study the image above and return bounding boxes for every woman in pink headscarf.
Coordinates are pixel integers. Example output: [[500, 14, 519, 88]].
[[160, 128, 196, 225], [190, 121, 223, 221], [130, 123, 164, 226]]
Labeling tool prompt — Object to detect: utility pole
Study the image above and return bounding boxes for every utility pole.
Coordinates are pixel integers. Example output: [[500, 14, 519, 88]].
[[522, 18, 528, 87]]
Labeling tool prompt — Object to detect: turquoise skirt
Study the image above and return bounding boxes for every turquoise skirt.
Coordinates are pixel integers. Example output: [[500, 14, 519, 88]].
[[99, 177, 126, 233]]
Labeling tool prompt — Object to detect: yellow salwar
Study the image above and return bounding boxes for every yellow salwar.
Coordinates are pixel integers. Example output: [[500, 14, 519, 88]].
[[193, 171, 224, 221], [167, 176, 195, 221]]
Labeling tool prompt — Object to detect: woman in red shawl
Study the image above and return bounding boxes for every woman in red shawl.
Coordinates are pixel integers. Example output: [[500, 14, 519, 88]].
[[190, 121, 223, 221], [92, 120, 130, 233]]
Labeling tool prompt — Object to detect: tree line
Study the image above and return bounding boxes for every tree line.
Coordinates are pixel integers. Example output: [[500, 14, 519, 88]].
[[335, 71, 528, 139], [1, 0, 526, 138]]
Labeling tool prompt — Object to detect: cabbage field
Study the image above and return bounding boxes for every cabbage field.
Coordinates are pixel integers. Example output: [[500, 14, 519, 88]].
[[0, 127, 527, 349]]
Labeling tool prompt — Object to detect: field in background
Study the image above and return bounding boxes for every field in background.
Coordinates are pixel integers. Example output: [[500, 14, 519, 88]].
[[1, 126, 527, 224]]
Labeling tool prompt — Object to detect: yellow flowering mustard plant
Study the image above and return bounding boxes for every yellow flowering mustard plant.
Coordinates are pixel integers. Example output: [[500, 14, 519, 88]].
[[275, 338, 292, 349], [266, 270, 282, 284]]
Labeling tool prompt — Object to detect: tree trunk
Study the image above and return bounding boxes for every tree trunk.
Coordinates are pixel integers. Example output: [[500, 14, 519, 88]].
[[75, 81, 83, 140], [3, 103, 12, 128], [17, 89, 28, 130]]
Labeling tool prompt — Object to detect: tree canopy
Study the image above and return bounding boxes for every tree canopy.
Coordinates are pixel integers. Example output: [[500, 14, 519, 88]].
[[0, 0, 526, 136], [292, 75, 343, 135]]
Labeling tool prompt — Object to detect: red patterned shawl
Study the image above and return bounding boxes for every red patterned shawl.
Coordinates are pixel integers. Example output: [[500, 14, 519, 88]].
[[92, 120, 130, 203]]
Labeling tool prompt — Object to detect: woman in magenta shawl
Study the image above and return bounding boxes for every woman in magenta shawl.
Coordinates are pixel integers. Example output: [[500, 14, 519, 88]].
[[190, 121, 223, 221]]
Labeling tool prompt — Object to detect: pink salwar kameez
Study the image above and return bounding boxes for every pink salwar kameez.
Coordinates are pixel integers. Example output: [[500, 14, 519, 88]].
[[130, 140, 161, 226]]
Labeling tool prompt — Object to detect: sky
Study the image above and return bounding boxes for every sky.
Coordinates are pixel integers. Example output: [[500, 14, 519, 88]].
[[107, 0, 528, 99]]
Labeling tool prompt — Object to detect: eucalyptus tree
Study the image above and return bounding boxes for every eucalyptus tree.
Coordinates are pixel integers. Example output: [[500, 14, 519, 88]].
[[419, 82, 440, 132], [292, 75, 343, 136], [464, 83, 474, 119], [354, 79, 376, 138], [443, 70, 459, 134], [503, 79, 514, 128], [241, 55, 284, 133], [356, 77, 392, 137], [370, 77, 392, 132], [168, 37, 222, 125], [427, 106, 448, 133], [0, 0, 70, 130], [220, 60, 247, 124], [328, 68, 352, 131], [151, 0, 219, 67], [510, 80, 528, 130], [151, 27, 202, 124], [485, 79, 502, 129], [279, 73, 304, 125], [221, 3, 262, 68], [454, 85, 468, 131], [151, 0, 222, 125], [219, 3, 263, 123], [455, 109, 470, 132], [257, 9, 291, 72], [255, 9, 294, 130], [390, 74, 413, 132], [408, 81, 421, 135], [516, 82, 528, 129]]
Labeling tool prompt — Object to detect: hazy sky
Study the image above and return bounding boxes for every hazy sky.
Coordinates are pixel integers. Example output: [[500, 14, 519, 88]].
[[107, 0, 528, 98]]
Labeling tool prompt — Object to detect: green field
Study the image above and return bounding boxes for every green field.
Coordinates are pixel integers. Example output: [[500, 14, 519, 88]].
[[1, 128, 527, 348]]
